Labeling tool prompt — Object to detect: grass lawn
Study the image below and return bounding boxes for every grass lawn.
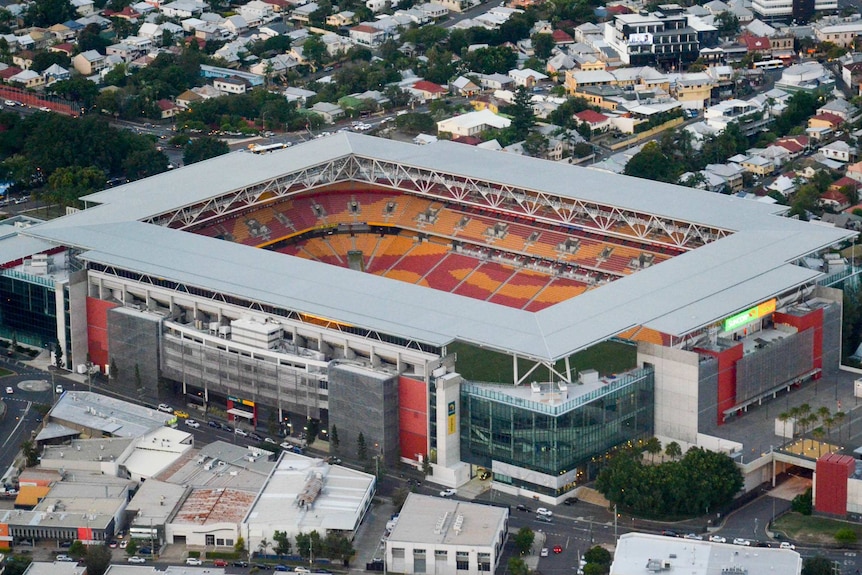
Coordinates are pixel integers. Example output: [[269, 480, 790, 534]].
[[0, 367, 13, 378], [449, 340, 637, 384], [773, 512, 862, 545]]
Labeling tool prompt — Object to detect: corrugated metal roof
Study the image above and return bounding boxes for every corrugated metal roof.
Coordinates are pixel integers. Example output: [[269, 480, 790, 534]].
[[23, 134, 855, 361]]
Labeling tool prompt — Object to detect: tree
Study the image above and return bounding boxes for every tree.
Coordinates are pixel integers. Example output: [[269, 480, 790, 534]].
[[84, 543, 113, 575], [624, 141, 678, 183], [303, 36, 328, 69], [21, 440, 38, 467], [357, 432, 368, 461], [714, 12, 740, 37], [183, 136, 229, 165], [395, 112, 437, 135], [54, 340, 64, 369], [47, 165, 106, 209], [2, 556, 32, 575], [330, 425, 340, 452], [235, 535, 246, 557], [584, 545, 611, 567], [69, 540, 87, 558], [514, 526, 535, 555], [30, 51, 71, 73], [664, 441, 682, 461], [836, 527, 857, 546], [532, 33, 554, 60], [257, 537, 271, 556], [644, 437, 662, 463], [78, 23, 111, 53], [126, 538, 139, 556], [802, 556, 835, 575], [508, 557, 529, 575], [25, 0, 74, 27], [508, 87, 535, 141], [522, 132, 548, 158], [462, 46, 518, 75], [273, 530, 291, 555]]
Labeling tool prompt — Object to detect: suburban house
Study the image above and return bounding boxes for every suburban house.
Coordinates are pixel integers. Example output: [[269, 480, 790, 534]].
[[310, 102, 345, 123], [411, 80, 447, 101], [437, 109, 511, 137], [821, 140, 855, 163], [72, 49, 107, 75]]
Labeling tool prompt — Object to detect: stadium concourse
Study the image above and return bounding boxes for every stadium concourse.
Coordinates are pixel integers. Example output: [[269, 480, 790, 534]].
[[9, 132, 856, 503]]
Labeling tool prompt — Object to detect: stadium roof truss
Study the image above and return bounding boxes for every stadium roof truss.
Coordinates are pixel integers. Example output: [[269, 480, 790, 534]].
[[26, 133, 856, 363], [146, 153, 730, 252]]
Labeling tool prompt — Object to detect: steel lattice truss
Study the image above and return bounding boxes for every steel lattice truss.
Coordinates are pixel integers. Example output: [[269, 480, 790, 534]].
[[145, 154, 732, 250]]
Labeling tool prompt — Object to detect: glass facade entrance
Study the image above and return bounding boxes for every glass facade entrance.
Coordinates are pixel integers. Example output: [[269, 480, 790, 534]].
[[460, 367, 654, 495]]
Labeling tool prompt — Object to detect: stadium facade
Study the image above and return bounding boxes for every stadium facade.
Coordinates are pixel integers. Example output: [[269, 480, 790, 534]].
[[2, 133, 854, 502]]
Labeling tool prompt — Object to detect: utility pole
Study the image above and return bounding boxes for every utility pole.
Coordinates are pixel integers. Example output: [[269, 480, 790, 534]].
[[614, 504, 618, 541]]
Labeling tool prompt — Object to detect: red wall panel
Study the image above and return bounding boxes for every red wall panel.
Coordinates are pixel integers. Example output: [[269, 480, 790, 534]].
[[815, 453, 855, 516], [696, 343, 743, 425], [86, 297, 118, 369], [399, 376, 427, 462]]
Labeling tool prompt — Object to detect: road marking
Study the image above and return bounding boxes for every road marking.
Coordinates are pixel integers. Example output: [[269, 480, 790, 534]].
[[1, 401, 30, 448]]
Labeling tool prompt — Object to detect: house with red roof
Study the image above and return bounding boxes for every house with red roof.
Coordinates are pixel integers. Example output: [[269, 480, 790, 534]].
[[741, 34, 771, 55], [552, 29, 573, 45], [821, 187, 853, 211], [809, 112, 844, 130], [772, 135, 810, 158], [49, 43, 75, 57], [157, 99, 181, 119], [104, 5, 140, 20], [574, 109, 610, 132], [0, 67, 23, 81], [411, 80, 447, 100], [606, 5, 632, 15]]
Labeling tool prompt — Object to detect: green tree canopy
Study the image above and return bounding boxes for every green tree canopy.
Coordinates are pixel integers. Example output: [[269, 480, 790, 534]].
[[25, 0, 74, 27], [84, 544, 113, 575], [513, 526, 535, 555], [183, 136, 228, 165], [462, 46, 518, 75], [624, 141, 678, 183]]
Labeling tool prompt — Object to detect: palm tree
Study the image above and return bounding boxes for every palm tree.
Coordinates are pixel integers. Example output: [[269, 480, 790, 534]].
[[778, 411, 790, 439], [257, 538, 270, 558], [645, 437, 662, 463], [665, 441, 682, 461], [812, 428, 826, 457]]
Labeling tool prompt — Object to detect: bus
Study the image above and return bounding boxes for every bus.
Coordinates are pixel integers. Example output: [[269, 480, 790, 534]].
[[248, 142, 288, 154], [753, 59, 783, 70]]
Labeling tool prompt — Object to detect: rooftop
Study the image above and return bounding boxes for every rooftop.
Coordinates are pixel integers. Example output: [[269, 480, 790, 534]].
[[388, 493, 508, 547], [161, 441, 277, 492], [610, 533, 802, 575], [25, 134, 853, 362], [48, 392, 174, 438], [173, 487, 256, 525]]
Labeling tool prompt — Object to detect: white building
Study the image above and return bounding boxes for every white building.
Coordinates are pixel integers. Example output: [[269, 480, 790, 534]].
[[436, 109, 511, 137], [610, 533, 802, 575], [752, 0, 836, 20], [243, 452, 375, 551], [385, 494, 508, 575]]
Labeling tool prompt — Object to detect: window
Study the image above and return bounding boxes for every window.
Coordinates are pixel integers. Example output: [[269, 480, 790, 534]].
[[478, 553, 491, 571], [226, 539, 234, 546], [216, 538, 225, 546], [392, 548, 405, 559], [456, 551, 469, 571], [435, 550, 448, 559], [205, 534, 215, 546], [414, 549, 426, 573]]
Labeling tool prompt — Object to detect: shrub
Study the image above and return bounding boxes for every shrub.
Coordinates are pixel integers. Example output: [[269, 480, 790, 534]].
[[791, 488, 813, 515], [835, 527, 857, 546]]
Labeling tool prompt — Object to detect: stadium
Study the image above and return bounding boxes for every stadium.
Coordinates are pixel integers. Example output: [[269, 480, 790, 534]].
[[10, 133, 855, 501]]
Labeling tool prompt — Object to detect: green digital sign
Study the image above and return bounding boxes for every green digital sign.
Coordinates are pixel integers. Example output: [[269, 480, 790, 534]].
[[723, 299, 776, 332]]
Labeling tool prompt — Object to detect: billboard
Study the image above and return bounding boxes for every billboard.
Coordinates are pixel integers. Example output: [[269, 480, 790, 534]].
[[627, 33, 653, 45], [723, 299, 776, 332], [447, 401, 456, 435]]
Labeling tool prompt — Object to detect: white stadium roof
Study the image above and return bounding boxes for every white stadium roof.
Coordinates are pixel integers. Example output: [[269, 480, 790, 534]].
[[25, 133, 853, 361]]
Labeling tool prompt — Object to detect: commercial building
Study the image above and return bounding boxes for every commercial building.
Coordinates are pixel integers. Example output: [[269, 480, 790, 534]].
[[385, 494, 508, 575], [6, 132, 854, 503], [610, 533, 802, 574], [243, 451, 375, 553], [603, 10, 710, 67]]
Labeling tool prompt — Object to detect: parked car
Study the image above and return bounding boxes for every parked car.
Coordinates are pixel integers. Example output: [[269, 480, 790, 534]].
[[536, 508, 553, 517], [208, 421, 219, 428], [185, 419, 200, 428], [59, 541, 72, 548], [55, 384, 63, 394], [219, 422, 232, 432], [516, 504, 531, 512], [733, 538, 751, 546], [119, 540, 128, 549], [213, 559, 228, 567], [109, 540, 118, 548], [439, 488, 457, 497], [56, 555, 74, 562], [563, 497, 579, 506], [779, 542, 795, 550], [708, 535, 727, 543], [185, 558, 203, 566], [294, 567, 311, 574], [264, 437, 277, 444], [128, 556, 147, 564], [232, 561, 250, 567], [235, 428, 248, 437], [274, 566, 291, 572], [5, 386, 12, 394], [540, 548, 549, 557], [661, 530, 680, 538], [249, 432, 264, 441], [174, 410, 189, 419], [684, 533, 703, 540], [157, 404, 173, 413], [536, 514, 553, 523]]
